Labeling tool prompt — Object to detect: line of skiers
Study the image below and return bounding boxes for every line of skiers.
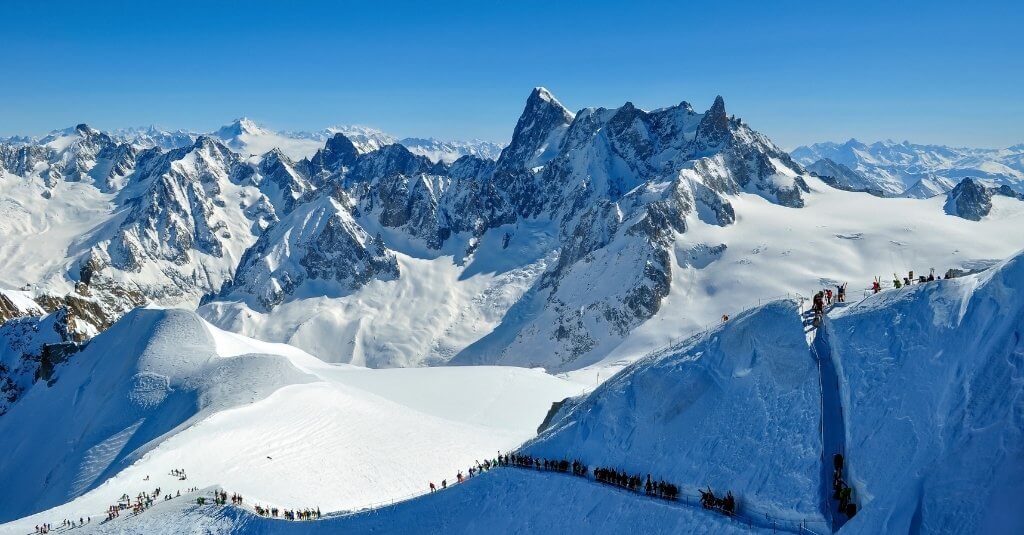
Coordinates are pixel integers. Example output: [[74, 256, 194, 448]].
[[832, 454, 857, 519], [34, 516, 91, 533], [699, 487, 737, 516], [170, 468, 188, 481], [509, 453, 580, 474], [430, 453, 508, 493], [252, 504, 321, 520]]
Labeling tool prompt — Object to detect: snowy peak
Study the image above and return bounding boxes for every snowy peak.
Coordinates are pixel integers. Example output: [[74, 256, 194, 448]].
[[214, 117, 267, 139], [805, 158, 884, 196], [212, 193, 399, 311], [0, 122, 138, 191], [0, 308, 314, 520], [495, 87, 575, 172]]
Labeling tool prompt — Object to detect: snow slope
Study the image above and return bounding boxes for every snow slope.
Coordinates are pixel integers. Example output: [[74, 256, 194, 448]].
[[0, 309, 580, 532], [0, 308, 314, 522], [526, 300, 825, 523], [7, 254, 1023, 534], [821, 252, 1024, 534], [584, 176, 1024, 377], [0, 157, 116, 292]]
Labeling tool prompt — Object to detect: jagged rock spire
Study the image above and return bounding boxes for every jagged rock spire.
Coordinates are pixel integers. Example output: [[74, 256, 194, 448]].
[[308, 132, 360, 173], [693, 95, 730, 151], [495, 87, 574, 172]]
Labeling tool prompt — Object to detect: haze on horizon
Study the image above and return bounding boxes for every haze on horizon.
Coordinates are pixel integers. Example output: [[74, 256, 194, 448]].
[[2, 0, 1021, 149]]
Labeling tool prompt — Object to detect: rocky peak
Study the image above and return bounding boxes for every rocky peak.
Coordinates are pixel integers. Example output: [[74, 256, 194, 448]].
[[74, 123, 99, 136], [346, 144, 434, 186], [210, 194, 399, 311], [494, 87, 575, 173], [944, 177, 992, 220], [692, 95, 730, 153], [307, 133, 360, 179]]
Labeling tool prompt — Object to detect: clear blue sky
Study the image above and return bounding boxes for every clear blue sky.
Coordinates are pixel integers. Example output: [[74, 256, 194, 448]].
[[2, 0, 1021, 148]]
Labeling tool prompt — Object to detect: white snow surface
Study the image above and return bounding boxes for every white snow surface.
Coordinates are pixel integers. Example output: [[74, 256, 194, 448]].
[[0, 309, 580, 533], [49, 253, 1024, 534], [527, 300, 825, 523], [584, 176, 1024, 374], [821, 252, 1024, 534], [0, 170, 115, 291]]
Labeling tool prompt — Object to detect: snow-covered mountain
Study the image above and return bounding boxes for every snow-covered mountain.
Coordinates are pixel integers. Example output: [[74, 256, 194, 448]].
[[286, 125, 504, 163], [792, 139, 1024, 197], [5, 89, 1024, 381], [0, 123, 138, 192], [399, 137, 504, 163], [35, 251, 1024, 534], [109, 126, 197, 151], [200, 89, 819, 370], [10, 120, 503, 164]]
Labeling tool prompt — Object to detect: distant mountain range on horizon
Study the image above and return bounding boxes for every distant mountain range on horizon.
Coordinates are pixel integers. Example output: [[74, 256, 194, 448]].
[[792, 138, 1024, 198], [1, 118, 504, 164]]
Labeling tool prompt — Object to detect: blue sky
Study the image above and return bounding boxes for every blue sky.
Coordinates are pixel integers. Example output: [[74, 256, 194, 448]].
[[2, 0, 1021, 148]]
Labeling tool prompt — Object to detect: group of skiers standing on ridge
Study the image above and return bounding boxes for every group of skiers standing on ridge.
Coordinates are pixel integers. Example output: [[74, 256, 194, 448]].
[[252, 504, 321, 521], [216, 486, 322, 522], [872, 268, 954, 294], [594, 467, 683, 503]]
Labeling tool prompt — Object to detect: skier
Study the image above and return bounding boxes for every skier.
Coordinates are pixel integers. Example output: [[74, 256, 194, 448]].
[[837, 283, 847, 303], [826, 288, 833, 305], [872, 278, 881, 294]]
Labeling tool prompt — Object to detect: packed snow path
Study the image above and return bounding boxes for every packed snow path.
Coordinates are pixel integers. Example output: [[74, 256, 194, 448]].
[[811, 319, 849, 531], [209, 463, 829, 535]]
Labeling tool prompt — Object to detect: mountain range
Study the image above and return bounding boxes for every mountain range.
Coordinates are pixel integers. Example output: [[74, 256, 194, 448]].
[[2, 88, 1024, 413], [2, 88, 1024, 534], [2, 119, 503, 164], [792, 139, 1024, 198]]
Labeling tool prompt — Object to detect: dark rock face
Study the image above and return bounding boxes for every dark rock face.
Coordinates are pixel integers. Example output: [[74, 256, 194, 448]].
[[213, 194, 399, 311], [944, 178, 993, 221], [306, 133, 360, 182], [494, 87, 575, 175]]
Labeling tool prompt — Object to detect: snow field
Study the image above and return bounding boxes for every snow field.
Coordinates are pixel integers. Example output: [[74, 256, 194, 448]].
[[0, 310, 581, 534]]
